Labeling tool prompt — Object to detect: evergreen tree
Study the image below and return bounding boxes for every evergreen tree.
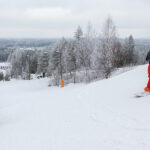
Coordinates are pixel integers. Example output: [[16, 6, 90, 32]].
[[123, 35, 137, 65], [37, 51, 49, 77], [50, 38, 67, 84], [0, 72, 4, 81], [74, 26, 83, 41], [67, 41, 77, 83], [30, 53, 38, 74]]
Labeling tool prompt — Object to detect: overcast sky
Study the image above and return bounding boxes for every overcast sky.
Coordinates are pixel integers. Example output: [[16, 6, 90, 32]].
[[0, 0, 149, 38]]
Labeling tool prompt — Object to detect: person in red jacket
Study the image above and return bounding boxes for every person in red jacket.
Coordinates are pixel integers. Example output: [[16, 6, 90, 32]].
[[144, 51, 150, 92]]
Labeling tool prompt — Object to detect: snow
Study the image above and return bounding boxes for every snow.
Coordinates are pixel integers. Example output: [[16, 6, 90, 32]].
[[0, 64, 150, 150], [0, 62, 10, 67], [0, 62, 10, 75]]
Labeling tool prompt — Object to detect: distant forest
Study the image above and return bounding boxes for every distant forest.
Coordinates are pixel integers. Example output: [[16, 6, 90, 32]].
[[0, 39, 56, 62], [0, 38, 150, 62]]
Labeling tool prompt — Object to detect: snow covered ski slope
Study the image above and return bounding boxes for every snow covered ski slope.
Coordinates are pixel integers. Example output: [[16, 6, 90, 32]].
[[0, 64, 150, 150]]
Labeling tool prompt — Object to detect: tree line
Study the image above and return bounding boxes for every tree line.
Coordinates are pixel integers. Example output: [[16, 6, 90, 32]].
[[7, 17, 138, 85]]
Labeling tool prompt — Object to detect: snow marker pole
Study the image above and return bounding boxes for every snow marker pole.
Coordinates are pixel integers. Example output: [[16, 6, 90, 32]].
[[61, 80, 64, 88]]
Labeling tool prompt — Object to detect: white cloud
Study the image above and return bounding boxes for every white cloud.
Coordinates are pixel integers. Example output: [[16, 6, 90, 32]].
[[0, 0, 149, 38], [26, 7, 71, 20]]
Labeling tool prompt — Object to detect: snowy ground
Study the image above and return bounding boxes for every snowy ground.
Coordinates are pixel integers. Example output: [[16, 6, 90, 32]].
[[0, 64, 150, 150]]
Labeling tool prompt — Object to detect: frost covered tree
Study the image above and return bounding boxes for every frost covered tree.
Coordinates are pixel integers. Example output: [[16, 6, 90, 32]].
[[37, 51, 49, 77], [49, 38, 67, 85], [30, 53, 38, 74], [74, 26, 83, 41], [112, 41, 124, 68], [80, 24, 96, 81], [9, 49, 30, 79], [97, 17, 118, 78], [44, 18, 139, 86], [123, 35, 137, 65], [4, 70, 11, 81], [74, 26, 85, 69], [67, 24, 96, 82], [66, 40, 77, 83], [84, 23, 96, 68]]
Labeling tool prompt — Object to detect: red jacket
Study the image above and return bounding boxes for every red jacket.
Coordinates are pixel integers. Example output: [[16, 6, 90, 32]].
[[148, 64, 150, 78]]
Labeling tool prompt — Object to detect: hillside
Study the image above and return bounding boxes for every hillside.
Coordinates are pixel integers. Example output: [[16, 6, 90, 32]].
[[0, 64, 150, 150]]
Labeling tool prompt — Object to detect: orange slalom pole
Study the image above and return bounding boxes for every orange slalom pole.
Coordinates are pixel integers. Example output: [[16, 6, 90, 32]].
[[61, 80, 64, 88]]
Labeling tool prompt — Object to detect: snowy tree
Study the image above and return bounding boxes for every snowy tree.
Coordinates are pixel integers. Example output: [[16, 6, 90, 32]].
[[74, 26, 83, 41], [74, 26, 85, 70], [4, 70, 11, 81], [72, 24, 96, 82], [49, 38, 67, 85], [47, 18, 139, 86], [123, 35, 137, 65], [30, 53, 38, 74], [112, 40, 124, 68], [9, 49, 30, 79], [84, 23, 96, 69], [97, 17, 118, 78], [66, 40, 77, 83], [37, 51, 49, 77]]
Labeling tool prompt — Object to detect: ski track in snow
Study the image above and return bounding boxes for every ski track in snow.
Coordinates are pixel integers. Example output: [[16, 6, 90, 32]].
[[0, 65, 150, 150]]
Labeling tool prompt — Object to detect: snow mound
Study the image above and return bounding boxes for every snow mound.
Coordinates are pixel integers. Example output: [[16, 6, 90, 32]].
[[0, 64, 150, 150]]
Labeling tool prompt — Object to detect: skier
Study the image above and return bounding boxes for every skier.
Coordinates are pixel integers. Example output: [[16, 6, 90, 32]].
[[144, 50, 150, 92]]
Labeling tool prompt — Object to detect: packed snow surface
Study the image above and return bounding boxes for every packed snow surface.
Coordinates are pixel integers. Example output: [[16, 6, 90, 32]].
[[0, 65, 150, 150]]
